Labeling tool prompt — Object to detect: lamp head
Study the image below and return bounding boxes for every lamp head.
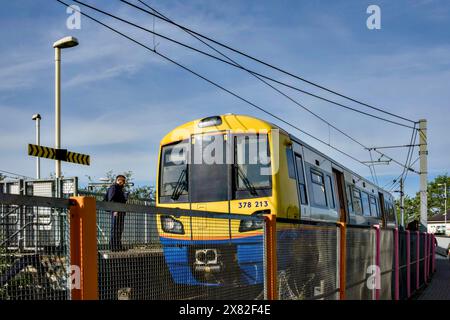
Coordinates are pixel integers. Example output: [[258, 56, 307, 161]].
[[32, 114, 41, 121], [53, 36, 79, 49]]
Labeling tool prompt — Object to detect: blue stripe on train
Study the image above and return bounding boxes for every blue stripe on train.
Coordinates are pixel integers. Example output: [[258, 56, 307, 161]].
[[160, 235, 264, 286]]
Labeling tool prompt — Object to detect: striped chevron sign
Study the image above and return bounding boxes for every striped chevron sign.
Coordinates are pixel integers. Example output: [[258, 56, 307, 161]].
[[66, 151, 90, 165], [28, 144, 90, 166], [28, 144, 56, 159]]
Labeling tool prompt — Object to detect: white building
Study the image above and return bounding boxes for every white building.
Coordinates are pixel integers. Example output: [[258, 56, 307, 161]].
[[428, 211, 450, 236]]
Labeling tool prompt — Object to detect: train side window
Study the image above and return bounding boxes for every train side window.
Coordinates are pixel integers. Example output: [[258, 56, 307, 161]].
[[352, 187, 362, 215], [361, 191, 370, 216], [294, 154, 308, 205], [286, 148, 296, 179], [369, 195, 379, 217], [387, 202, 396, 224], [326, 175, 336, 209], [310, 169, 327, 207], [347, 185, 353, 213]]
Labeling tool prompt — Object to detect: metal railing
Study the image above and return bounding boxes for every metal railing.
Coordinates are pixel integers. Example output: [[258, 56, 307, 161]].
[[345, 226, 376, 300], [0, 193, 71, 300], [0, 177, 78, 199], [0, 192, 438, 300], [378, 229, 394, 300], [95, 201, 266, 300], [276, 219, 340, 300]]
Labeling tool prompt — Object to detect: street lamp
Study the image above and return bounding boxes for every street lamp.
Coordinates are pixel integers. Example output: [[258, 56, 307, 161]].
[[32, 114, 41, 179], [438, 183, 447, 235], [53, 36, 79, 178]]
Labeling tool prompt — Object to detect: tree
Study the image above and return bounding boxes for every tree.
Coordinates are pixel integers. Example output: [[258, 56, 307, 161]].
[[395, 174, 450, 224]]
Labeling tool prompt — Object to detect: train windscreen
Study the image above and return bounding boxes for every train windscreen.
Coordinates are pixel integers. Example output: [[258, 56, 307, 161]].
[[159, 133, 271, 203]]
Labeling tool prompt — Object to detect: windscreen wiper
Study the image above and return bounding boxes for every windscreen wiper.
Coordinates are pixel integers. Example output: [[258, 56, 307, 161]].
[[171, 168, 187, 200], [236, 165, 258, 196]]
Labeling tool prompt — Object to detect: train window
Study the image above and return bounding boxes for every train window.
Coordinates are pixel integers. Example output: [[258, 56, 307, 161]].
[[369, 196, 379, 217], [191, 134, 228, 202], [234, 134, 271, 198], [361, 192, 370, 216], [352, 187, 363, 215], [159, 141, 189, 202], [347, 185, 353, 213], [326, 175, 336, 209], [387, 202, 397, 224], [295, 154, 308, 205], [310, 169, 327, 207], [286, 148, 296, 179]]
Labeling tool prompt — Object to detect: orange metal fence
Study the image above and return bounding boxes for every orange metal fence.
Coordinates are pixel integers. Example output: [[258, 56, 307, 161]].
[[0, 194, 437, 300]]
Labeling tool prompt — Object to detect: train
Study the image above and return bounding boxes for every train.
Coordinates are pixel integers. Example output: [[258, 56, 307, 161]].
[[156, 114, 397, 288]]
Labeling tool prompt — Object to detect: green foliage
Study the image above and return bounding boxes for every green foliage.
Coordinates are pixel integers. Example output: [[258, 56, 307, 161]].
[[0, 173, 5, 181], [395, 174, 450, 224]]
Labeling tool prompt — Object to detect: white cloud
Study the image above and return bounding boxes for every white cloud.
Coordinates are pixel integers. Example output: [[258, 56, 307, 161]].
[[64, 64, 139, 87]]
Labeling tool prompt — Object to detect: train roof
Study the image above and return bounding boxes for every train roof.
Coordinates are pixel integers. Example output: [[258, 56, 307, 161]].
[[160, 113, 287, 145]]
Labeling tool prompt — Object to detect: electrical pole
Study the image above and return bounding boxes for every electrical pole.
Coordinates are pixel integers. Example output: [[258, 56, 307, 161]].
[[419, 119, 428, 232]]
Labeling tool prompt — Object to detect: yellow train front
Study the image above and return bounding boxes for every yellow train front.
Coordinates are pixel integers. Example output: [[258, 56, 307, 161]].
[[156, 114, 394, 288], [156, 114, 282, 286]]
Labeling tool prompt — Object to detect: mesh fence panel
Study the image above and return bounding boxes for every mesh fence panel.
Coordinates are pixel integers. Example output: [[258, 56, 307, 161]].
[[276, 222, 339, 300], [410, 233, 417, 292], [419, 233, 425, 287], [398, 231, 408, 300], [97, 204, 265, 300], [0, 196, 71, 300], [345, 227, 375, 300], [379, 229, 394, 300]]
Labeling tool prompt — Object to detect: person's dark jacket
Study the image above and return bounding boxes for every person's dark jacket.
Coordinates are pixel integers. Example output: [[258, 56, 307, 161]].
[[105, 184, 127, 203]]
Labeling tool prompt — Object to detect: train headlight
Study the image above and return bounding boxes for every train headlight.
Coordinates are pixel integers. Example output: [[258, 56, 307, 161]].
[[239, 212, 267, 232], [161, 215, 185, 234]]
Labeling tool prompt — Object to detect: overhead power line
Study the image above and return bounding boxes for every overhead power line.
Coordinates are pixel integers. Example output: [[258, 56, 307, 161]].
[[55, 0, 372, 169], [68, 0, 419, 175], [366, 144, 422, 150], [67, 0, 415, 130], [400, 126, 419, 187], [119, 0, 417, 125]]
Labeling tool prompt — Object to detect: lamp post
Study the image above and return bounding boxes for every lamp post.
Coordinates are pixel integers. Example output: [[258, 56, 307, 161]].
[[438, 183, 447, 236], [32, 114, 41, 179], [52, 36, 79, 178]]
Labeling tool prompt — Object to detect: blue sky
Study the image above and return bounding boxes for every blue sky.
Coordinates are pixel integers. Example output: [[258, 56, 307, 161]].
[[0, 0, 449, 197]]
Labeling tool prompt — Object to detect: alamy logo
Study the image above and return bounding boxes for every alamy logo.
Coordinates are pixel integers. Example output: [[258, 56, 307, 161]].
[[68, 265, 81, 290], [366, 5, 381, 30], [66, 5, 81, 30], [366, 265, 381, 290]]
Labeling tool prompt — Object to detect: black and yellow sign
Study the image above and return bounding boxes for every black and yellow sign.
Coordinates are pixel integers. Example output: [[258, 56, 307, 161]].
[[66, 151, 90, 165], [28, 144, 56, 160], [28, 144, 90, 166]]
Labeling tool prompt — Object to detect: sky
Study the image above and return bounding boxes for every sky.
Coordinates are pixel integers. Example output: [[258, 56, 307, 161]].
[[0, 0, 449, 197]]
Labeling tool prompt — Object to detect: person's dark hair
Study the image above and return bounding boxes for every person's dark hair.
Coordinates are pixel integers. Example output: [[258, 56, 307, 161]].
[[116, 175, 126, 181]]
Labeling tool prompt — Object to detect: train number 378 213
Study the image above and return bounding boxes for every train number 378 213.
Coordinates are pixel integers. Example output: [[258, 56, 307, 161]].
[[238, 201, 269, 208]]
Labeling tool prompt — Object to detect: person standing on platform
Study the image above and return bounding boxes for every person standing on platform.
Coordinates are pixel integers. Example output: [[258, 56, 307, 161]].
[[105, 175, 128, 251]]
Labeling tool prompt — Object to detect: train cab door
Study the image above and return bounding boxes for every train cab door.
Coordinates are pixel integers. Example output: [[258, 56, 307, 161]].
[[292, 143, 309, 219], [332, 168, 348, 223], [190, 132, 230, 214]]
